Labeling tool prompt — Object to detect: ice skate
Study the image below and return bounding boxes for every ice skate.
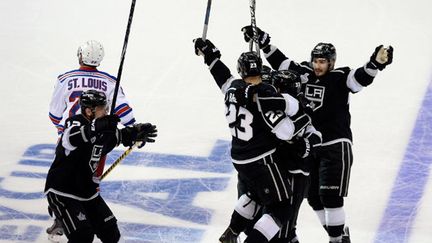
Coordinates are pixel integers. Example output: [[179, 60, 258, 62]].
[[342, 226, 350, 243], [46, 218, 64, 242], [219, 227, 239, 243]]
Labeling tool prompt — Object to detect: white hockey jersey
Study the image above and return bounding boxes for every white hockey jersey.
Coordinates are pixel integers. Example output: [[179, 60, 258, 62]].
[[49, 67, 135, 135]]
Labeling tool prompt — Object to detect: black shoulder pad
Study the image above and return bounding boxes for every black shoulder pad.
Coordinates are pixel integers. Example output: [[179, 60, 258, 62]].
[[333, 66, 351, 74], [300, 61, 311, 67]]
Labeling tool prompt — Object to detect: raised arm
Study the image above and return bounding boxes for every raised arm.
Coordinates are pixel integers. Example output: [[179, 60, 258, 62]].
[[347, 45, 394, 92], [193, 38, 236, 94]]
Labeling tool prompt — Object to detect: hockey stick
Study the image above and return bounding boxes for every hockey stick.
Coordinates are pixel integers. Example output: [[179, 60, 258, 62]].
[[110, 0, 136, 114], [101, 142, 142, 180], [249, 0, 260, 56], [102, 0, 137, 180], [202, 0, 212, 41]]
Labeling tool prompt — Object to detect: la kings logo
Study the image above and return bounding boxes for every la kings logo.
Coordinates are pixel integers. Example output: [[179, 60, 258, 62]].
[[304, 84, 325, 111], [89, 145, 103, 172]]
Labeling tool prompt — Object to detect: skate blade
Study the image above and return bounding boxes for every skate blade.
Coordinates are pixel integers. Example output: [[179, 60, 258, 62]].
[[48, 233, 63, 243]]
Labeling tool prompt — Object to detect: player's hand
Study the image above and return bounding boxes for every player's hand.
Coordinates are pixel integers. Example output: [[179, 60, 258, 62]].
[[241, 25, 270, 49], [287, 137, 311, 159], [369, 45, 393, 70], [297, 93, 314, 115], [121, 123, 157, 147], [134, 123, 157, 148], [193, 38, 221, 65], [93, 115, 119, 133]]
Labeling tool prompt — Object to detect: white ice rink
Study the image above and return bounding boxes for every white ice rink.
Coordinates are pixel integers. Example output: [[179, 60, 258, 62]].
[[0, 0, 431, 242]]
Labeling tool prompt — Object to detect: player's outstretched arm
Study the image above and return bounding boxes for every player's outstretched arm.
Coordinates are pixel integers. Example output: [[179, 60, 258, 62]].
[[349, 45, 394, 92], [120, 123, 157, 148], [193, 38, 234, 92]]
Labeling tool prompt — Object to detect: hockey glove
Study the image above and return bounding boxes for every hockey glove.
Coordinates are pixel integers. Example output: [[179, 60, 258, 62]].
[[297, 93, 314, 115], [369, 45, 394, 70], [121, 123, 158, 147], [233, 84, 260, 108], [93, 115, 120, 133], [241, 25, 271, 49], [193, 38, 221, 66], [287, 137, 311, 159]]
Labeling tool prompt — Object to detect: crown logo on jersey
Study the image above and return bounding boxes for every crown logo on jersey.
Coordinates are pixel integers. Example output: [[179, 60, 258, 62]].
[[77, 212, 86, 221]]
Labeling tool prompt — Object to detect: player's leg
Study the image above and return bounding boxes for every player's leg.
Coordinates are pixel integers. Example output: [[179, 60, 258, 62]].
[[307, 156, 327, 232], [219, 193, 262, 243], [242, 154, 293, 243], [287, 174, 310, 243], [84, 195, 120, 243], [46, 205, 64, 239], [319, 141, 353, 243], [269, 173, 309, 243], [46, 192, 94, 243], [237, 173, 263, 237], [245, 198, 293, 243]]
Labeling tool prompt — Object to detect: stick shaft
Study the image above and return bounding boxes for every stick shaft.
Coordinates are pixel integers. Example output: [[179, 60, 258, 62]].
[[110, 0, 136, 114], [202, 0, 212, 41], [102, 0, 137, 180], [249, 0, 260, 56], [101, 142, 140, 180]]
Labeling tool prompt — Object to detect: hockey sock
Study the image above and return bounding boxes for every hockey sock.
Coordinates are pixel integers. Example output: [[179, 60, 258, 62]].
[[246, 214, 280, 243], [325, 207, 345, 242], [96, 223, 120, 243], [314, 209, 326, 228], [229, 210, 252, 234], [244, 229, 269, 243], [235, 194, 261, 220], [230, 194, 261, 233]]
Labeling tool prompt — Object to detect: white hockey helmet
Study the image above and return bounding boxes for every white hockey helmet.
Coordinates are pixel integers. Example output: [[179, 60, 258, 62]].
[[77, 40, 104, 67]]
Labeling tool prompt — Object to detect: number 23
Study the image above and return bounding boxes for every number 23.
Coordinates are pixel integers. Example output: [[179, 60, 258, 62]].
[[225, 104, 253, 141]]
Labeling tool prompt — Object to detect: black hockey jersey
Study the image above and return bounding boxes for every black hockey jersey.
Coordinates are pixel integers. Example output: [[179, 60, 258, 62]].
[[225, 80, 280, 161], [265, 45, 377, 144], [209, 59, 304, 162], [44, 114, 119, 200]]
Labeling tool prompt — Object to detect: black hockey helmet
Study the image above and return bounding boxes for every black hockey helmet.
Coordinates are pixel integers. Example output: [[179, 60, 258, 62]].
[[80, 90, 107, 111], [237, 51, 263, 78], [311, 42, 336, 62], [271, 70, 302, 96], [261, 65, 273, 84]]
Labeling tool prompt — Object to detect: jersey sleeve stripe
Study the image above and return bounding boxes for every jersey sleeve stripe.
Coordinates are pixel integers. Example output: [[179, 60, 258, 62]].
[[123, 118, 136, 126], [57, 126, 64, 135], [116, 107, 132, 118], [49, 113, 62, 125], [114, 103, 131, 114]]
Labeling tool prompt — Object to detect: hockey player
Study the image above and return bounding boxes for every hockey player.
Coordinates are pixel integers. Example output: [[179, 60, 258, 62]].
[[44, 90, 157, 243], [47, 40, 136, 238], [193, 38, 317, 243], [49, 40, 135, 136], [237, 69, 322, 243], [241, 25, 394, 243], [270, 70, 321, 243]]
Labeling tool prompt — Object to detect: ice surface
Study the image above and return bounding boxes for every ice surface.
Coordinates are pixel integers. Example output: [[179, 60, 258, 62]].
[[0, 0, 431, 242]]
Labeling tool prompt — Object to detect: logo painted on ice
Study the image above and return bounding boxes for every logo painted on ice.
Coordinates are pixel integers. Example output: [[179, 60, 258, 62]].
[[0, 140, 234, 242]]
